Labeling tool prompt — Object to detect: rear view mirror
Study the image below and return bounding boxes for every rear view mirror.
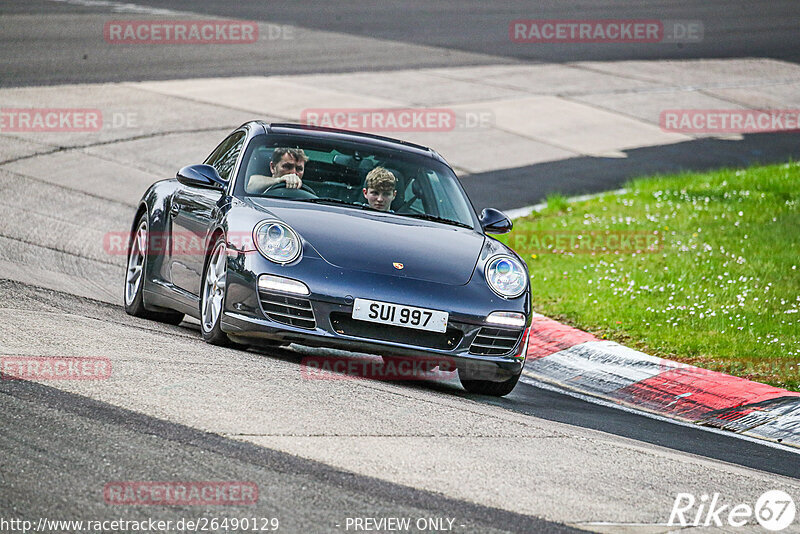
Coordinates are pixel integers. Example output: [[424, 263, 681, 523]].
[[480, 208, 513, 234]]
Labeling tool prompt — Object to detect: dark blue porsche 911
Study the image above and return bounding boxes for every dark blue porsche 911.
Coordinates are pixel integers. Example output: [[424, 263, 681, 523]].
[[124, 122, 532, 396]]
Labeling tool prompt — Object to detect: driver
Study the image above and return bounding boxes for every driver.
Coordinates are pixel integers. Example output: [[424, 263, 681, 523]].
[[363, 166, 397, 212], [248, 147, 308, 192]]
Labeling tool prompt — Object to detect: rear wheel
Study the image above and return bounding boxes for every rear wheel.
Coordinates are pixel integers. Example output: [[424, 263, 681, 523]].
[[200, 236, 231, 346], [458, 369, 521, 397], [124, 214, 184, 325]]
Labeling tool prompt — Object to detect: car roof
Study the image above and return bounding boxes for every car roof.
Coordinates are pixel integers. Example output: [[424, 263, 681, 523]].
[[253, 121, 447, 164]]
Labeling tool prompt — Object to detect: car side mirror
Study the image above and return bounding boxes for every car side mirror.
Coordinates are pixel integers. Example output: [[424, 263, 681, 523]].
[[480, 208, 513, 234], [177, 164, 227, 190]]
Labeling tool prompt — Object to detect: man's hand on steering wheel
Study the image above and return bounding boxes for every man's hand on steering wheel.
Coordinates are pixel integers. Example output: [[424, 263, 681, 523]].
[[264, 179, 317, 196], [279, 173, 302, 189]]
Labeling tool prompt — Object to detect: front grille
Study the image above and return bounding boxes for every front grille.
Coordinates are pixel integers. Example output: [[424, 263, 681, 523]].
[[469, 327, 523, 356], [259, 291, 316, 329], [329, 312, 462, 350]]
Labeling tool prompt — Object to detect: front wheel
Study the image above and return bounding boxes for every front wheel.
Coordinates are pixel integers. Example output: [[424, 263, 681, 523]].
[[124, 214, 184, 325], [200, 236, 231, 346], [459, 369, 521, 397]]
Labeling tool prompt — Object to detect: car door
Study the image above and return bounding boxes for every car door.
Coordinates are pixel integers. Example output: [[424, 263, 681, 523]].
[[169, 131, 246, 296]]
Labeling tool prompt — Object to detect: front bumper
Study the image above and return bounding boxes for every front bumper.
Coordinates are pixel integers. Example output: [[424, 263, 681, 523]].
[[220, 251, 530, 380]]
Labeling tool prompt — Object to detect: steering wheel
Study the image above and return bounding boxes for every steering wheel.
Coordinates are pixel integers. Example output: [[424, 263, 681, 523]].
[[264, 181, 317, 196]]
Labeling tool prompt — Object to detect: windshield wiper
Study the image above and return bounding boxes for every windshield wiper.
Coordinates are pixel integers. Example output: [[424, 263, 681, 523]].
[[395, 212, 472, 229], [291, 198, 472, 228], [293, 197, 380, 211]]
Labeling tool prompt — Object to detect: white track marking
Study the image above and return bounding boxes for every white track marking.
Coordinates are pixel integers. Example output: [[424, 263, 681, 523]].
[[47, 0, 186, 16]]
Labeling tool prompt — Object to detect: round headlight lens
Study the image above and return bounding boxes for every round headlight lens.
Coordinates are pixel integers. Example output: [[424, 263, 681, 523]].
[[485, 255, 527, 298], [254, 221, 301, 264]]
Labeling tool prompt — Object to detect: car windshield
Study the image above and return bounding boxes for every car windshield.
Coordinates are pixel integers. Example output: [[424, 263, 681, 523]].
[[236, 136, 477, 229]]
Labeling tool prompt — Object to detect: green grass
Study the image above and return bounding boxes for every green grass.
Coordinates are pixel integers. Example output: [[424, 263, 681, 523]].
[[499, 161, 800, 390], [545, 193, 569, 212]]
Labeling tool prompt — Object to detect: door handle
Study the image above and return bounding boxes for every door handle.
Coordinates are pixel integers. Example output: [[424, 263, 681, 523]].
[[170, 202, 180, 216]]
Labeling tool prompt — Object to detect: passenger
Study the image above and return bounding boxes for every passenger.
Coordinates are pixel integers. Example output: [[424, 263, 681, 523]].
[[362, 167, 397, 212], [249, 147, 308, 192]]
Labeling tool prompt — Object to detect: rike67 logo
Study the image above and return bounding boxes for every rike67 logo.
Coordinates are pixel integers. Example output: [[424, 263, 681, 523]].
[[669, 490, 796, 531]]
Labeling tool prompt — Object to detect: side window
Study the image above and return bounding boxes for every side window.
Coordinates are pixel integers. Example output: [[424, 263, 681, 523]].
[[204, 132, 246, 181]]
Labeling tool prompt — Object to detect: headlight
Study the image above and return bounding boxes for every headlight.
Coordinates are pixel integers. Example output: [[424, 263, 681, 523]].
[[254, 221, 301, 264], [485, 255, 527, 298]]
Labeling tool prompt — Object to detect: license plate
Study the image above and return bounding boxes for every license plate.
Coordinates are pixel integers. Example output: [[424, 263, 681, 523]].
[[352, 298, 448, 333]]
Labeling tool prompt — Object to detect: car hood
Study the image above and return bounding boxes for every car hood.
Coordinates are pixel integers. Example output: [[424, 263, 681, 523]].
[[248, 199, 484, 285]]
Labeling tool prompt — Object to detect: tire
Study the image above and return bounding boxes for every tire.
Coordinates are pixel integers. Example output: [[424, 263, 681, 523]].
[[200, 235, 231, 346], [458, 369, 521, 397], [124, 213, 184, 325]]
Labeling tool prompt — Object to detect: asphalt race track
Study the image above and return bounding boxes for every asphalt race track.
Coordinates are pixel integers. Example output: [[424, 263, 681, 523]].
[[3, 0, 800, 85], [2, 2, 800, 533]]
